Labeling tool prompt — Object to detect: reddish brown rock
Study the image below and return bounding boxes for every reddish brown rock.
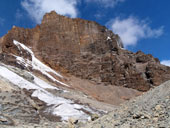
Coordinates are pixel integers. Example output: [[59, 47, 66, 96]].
[[0, 11, 170, 92]]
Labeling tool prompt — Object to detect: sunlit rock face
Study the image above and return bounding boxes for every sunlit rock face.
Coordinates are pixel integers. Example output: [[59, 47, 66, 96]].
[[1, 11, 121, 55], [1, 11, 170, 92]]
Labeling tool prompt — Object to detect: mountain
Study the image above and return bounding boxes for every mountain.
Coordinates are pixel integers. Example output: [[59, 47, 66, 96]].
[[0, 11, 170, 127], [1, 11, 170, 92]]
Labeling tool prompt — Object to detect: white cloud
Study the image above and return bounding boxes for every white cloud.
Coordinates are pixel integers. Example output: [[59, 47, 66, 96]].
[[21, 0, 78, 24], [85, 0, 125, 7], [109, 17, 164, 47], [161, 60, 170, 67]]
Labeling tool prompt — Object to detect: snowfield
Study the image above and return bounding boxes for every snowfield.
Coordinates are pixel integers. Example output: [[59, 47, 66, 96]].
[[0, 40, 96, 121], [0, 64, 93, 121]]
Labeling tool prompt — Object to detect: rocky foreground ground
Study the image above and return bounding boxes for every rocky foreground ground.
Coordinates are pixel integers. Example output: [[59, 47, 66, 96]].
[[82, 80, 170, 128]]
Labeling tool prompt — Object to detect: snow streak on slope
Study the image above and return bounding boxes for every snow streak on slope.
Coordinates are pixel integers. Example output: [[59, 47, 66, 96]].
[[13, 40, 69, 87], [32, 73, 59, 90], [0, 66, 39, 90], [0, 64, 93, 121]]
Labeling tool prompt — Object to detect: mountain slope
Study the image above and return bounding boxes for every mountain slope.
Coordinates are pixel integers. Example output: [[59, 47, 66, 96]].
[[83, 80, 170, 128], [0, 62, 112, 127]]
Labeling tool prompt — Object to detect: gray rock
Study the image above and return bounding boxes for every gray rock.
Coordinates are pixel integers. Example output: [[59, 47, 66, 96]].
[[82, 80, 170, 128]]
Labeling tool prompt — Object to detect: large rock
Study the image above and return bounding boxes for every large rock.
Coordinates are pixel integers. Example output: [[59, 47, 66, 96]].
[[0, 11, 170, 91]]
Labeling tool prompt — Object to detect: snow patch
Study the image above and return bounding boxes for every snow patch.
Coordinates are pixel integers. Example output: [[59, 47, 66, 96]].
[[107, 36, 111, 40], [52, 104, 88, 121], [13, 40, 69, 87], [15, 56, 32, 68], [0, 64, 93, 121], [32, 87, 93, 121], [0, 66, 39, 90], [13, 40, 33, 55], [32, 74, 59, 90]]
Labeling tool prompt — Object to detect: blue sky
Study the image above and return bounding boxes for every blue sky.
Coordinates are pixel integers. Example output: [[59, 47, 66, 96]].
[[0, 0, 170, 66]]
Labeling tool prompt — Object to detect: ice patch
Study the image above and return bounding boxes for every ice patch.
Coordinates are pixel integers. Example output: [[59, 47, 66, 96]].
[[32, 89, 93, 121], [13, 40, 69, 87], [0, 66, 39, 90], [52, 104, 88, 121], [0, 64, 93, 121], [32, 74, 59, 90]]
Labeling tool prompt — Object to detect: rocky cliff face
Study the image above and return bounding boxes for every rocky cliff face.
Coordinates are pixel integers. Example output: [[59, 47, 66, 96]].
[[0, 11, 170, 93]]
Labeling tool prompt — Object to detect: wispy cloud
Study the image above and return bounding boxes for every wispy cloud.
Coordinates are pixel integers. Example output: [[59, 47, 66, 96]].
[[161, 60, 170, 67], [15, 9, 23, 20], [0, 18, 5, 26], [85, 0, 125, 7], [108, 16, 164, 47], [21, 0, 78, 24]]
